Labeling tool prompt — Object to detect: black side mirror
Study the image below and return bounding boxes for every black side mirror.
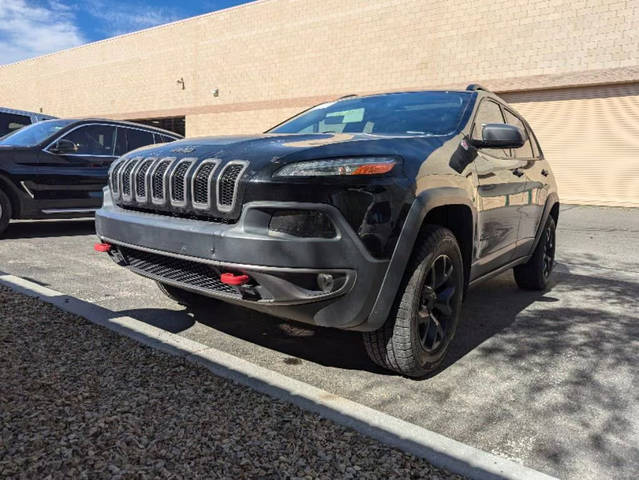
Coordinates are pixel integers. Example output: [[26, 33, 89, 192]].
[[470, 123, 525, 149], [50, 138, 78, 154]]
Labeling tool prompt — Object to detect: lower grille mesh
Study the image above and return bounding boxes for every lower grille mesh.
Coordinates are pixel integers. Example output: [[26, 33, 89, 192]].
[[120, 247, 240, 297]]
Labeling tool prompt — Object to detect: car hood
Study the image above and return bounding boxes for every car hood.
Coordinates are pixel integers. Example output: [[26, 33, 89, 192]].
[[127, 132, 454, 177]]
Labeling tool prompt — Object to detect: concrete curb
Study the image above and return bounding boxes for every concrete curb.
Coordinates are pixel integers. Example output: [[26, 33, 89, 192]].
[[1, 273, 557, 480]]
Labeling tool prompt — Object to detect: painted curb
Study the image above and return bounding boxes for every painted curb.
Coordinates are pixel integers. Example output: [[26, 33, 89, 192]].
[[0, 272, 557, 480]]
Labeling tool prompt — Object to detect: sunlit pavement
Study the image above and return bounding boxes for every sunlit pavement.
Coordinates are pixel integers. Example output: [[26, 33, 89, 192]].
[[2, 205, 637, 480]]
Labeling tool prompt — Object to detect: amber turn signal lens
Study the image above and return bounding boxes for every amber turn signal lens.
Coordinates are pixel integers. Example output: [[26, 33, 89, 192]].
[[351, 162, 396, 175]]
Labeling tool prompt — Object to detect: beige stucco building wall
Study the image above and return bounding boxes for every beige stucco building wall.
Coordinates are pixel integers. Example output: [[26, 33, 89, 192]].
[[0, 0, 638, 205]]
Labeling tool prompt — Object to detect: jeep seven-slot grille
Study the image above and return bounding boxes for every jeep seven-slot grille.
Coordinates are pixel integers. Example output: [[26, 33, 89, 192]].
[[111, 156, 247, 220], [152, 159, 172, 200], [170, 160, 192, 203], [193, 162, 216, 205], [218, 164, 244, 207], [120, 247, 240, 297]]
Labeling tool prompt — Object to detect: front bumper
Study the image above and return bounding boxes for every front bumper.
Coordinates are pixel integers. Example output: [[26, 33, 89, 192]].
[[95, 190, 389, 330]]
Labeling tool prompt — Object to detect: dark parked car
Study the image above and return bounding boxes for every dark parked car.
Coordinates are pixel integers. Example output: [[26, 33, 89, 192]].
[[0, 107, 56, 137], [95, 86, 559, 377], [0, 119, 181, 233]]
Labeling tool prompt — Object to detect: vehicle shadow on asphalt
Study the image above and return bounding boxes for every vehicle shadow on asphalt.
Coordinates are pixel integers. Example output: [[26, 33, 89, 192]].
[[3, 219, 95, 239], [175, 269, 549, 377]]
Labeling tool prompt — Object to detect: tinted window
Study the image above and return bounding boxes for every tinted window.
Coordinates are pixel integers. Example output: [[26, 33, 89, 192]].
[[114, 127, 128, 156], [503, 110, 533, 158], [154, 133, 176, 144], [0, 119, 73, 146], [61, 124, 117, 155], [126, 128, 154, 151], [472, 100, 510, 157], [0, 112, 31, 137], [471, 100, 505, 140], [270, 91, 472, 136]]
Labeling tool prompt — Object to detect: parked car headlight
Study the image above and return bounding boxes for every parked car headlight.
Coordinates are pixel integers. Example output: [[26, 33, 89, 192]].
[[274, 157, 397, 177]]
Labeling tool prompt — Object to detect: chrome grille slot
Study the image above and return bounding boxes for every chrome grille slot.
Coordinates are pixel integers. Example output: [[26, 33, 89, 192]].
[[120, 158, 140, 201], [134, 158, 155, 202], [170, 158, 195, 206], [217, 161, 247, 212], [191, 159, 219, 209], [151, 157, 174, 204], [109, 160, 125, 198]]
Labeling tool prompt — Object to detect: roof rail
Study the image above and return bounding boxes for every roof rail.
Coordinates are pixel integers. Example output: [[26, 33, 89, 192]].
[[338, 94, 357, 100], [466, 84, 490, 92]]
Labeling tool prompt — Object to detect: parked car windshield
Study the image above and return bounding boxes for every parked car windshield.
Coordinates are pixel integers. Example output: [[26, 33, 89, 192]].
[[269, 91, 472, 136], [0, 119, 74, 147]]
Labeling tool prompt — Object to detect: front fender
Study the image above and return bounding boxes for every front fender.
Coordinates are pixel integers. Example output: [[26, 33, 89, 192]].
[[357, 187, 476, 331]]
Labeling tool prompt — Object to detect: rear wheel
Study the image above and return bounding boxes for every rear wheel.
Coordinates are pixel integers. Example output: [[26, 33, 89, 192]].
[[156, 282, 211, 307], [514, 216, 556, 290], [0, 189, 12, 235], [363, 225, 464, 377]]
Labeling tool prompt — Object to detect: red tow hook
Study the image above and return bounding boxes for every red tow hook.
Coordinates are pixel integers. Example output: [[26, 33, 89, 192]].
[[94, 242, 112, 253], [220, 272, 250, 286]]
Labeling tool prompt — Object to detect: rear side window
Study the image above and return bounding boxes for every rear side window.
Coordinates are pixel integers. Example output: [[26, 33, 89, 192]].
[[0, 112, 31, 137], [126, 128, 155, 151], [503, 110, 534, 158], [154, 134, 176, 144], [61, 124, 117, 155]]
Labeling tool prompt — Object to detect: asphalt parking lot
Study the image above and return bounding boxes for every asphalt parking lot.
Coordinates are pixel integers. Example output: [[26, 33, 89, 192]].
[[1, 205, 638, 480]]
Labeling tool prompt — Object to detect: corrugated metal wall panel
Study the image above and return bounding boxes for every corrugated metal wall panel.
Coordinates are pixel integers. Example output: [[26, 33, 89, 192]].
[[501, 83, 639, 207]]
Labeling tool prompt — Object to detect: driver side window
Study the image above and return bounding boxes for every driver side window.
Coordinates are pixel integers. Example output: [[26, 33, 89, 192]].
[[472, 100, 505, 140], [59, 124, 117, 156], [472, 100, 509, 158]]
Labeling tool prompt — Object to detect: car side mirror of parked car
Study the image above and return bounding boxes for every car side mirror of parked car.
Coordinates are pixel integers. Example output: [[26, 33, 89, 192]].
[[49, 138, 78, 155], [471, 123, 525, 149]]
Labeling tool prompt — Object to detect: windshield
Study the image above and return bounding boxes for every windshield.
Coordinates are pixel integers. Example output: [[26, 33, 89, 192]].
[[0, 119, 74, 147], [270, 91, 472, 136]]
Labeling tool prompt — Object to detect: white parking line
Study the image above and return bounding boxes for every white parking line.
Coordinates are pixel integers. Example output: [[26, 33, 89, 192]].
[[1, 272, 557, 480]]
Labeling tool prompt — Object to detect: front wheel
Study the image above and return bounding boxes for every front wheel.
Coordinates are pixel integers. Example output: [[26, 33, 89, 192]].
[[363, 225, 464, 377], [514, 216, 556, 290]]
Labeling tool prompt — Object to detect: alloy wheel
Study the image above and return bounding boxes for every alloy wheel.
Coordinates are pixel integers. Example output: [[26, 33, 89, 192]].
[[417, 254, 458, 353], [543, 225, 555, 278]]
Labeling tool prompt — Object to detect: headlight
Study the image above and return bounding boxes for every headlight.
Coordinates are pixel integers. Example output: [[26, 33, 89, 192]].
[[274, 157, 397, 177]]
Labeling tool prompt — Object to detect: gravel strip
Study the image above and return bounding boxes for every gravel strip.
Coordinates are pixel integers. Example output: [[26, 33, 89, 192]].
[[0, 286, 464, 480]]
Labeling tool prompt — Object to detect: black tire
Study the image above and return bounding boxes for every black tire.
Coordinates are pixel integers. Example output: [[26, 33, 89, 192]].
[[514, 216, 556, 291], [156, 282, 211, 307], [363, 225, 464, 377], [0, 189, 12, 235]]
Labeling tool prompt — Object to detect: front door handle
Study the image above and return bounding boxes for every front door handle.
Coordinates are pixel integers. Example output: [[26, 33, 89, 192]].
[[512, 168, 524, 177], [541, 169, 549, 177]]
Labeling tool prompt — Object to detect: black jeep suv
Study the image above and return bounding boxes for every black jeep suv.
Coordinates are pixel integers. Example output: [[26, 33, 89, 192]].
[[0, 119, 181, 234], [95, 86, 559, 377]]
